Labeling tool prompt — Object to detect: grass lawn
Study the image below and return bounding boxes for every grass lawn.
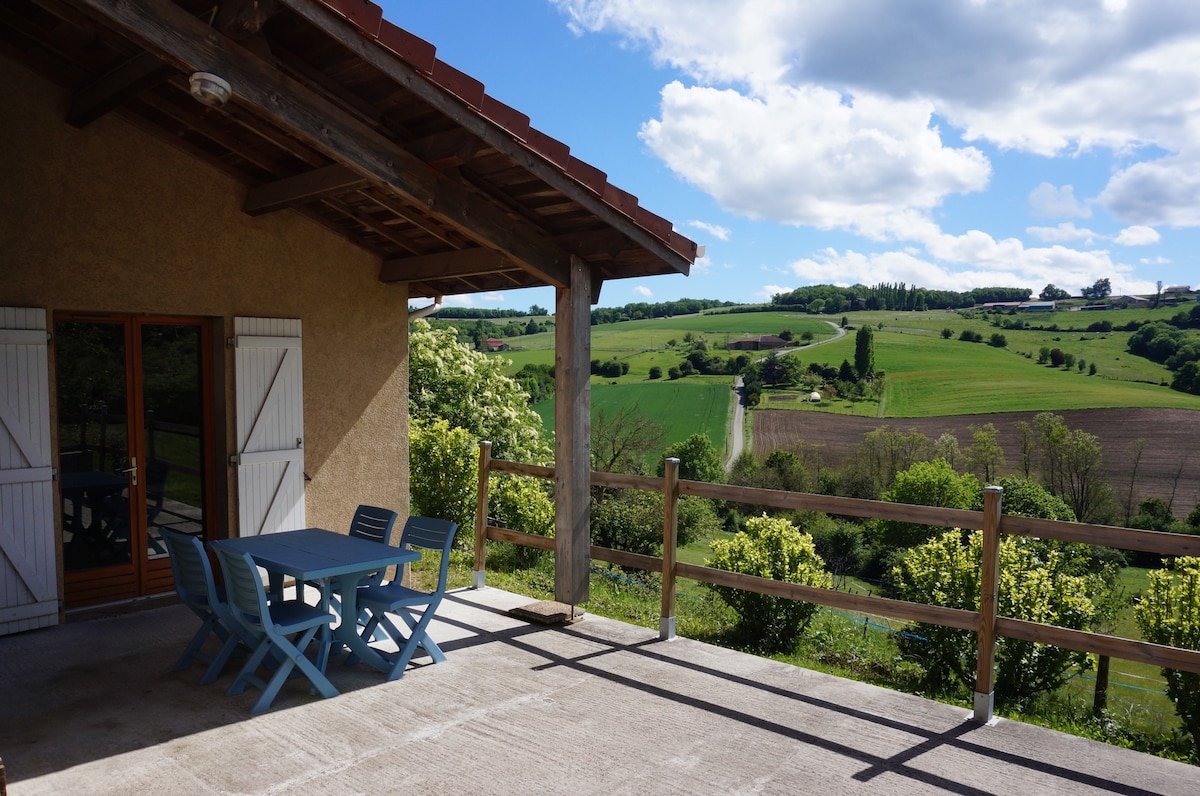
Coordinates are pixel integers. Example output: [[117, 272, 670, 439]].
[[533, 380, 733, 467]]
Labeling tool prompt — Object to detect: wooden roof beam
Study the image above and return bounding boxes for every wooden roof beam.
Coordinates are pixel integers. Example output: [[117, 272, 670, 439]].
[[66, 50, 174, 127], [379, 248, 521, 283], [79, 0, 571, 290], [280, 0, 693, 277], [243, 164, 369, 215]]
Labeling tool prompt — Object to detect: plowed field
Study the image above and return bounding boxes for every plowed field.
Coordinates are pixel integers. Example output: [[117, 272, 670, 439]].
[[753, 407, 1200, 510]]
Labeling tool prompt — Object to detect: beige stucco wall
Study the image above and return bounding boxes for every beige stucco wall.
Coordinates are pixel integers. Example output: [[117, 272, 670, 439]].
[[0, 56, 410, 539]]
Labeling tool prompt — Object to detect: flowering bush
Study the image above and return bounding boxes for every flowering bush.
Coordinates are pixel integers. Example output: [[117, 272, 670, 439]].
[[708, 514, 832, 652]]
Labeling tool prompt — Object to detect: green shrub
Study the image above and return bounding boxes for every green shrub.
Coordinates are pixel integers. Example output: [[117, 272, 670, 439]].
[[1135, 557, 1200, 759], [892, 530, 1104, 707], [707, 514, 833, 652]]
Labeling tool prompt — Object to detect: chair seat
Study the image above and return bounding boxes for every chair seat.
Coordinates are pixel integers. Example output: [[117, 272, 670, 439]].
[[358, 582, 428, 608], [265, 600, 335, 633]]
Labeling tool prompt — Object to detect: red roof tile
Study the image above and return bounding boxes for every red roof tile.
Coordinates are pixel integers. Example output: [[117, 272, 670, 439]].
[[312, 0, 695, 262]]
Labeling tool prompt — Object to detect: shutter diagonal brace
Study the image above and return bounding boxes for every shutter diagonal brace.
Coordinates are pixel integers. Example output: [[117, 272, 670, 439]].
[[239, 347, 300, 460]]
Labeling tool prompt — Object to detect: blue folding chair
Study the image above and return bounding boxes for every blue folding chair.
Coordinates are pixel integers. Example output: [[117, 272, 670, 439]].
[[159, 528, 252, 685], [352, 516, 458, 681], [302, 504, 397, 603], [213, 546, 338, 713]]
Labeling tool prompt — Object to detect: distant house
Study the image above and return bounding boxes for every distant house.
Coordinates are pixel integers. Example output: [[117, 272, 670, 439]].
[[484, 338, 509, 352], [979, 301, 1022, 310], [1018, 301, 1056, 311], [726, 335, 789, 350], [1165, 285, 1192, 295]]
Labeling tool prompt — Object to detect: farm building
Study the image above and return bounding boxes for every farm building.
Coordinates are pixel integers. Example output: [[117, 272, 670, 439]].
[[0, 0, 697, 631], [484, 338, 509, 352], [726, 335, 789, 350]]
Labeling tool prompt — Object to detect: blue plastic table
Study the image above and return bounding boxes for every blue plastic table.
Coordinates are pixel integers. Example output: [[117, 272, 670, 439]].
[[214, 528, 420, 675]]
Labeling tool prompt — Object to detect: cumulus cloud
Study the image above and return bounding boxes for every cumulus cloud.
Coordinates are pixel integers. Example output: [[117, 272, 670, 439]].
[[787, 243, 1156, 297], [1098, 156, 1200, 227], [687, 219, 732, 240], [1028, 183, 1091, 218], [632, 284, 654, 298], [758, 284, 793, 302], [1026, 223, 1100, 244], [641, 81, 989, 238], [443, 292, 506, 307], [554, 0, 1200, 232], [1115, 225, 1161, 245]]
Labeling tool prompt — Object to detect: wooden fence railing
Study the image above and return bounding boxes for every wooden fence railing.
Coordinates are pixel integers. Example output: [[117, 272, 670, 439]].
[[469, 442, 1200, 723]]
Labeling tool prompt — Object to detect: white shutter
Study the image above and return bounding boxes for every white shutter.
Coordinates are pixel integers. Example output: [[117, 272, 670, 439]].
[[0, 307, 57, 634], [234, 318, 305, 536]]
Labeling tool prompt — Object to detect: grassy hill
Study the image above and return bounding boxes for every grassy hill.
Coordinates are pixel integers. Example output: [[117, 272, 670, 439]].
[[485, 305, 1199, 436]]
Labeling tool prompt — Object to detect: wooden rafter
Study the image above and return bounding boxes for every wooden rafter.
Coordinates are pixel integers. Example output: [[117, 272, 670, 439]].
[[76, 0, 571, 289]]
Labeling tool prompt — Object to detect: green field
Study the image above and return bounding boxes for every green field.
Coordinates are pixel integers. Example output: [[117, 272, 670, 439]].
[[492, 305, 1200, 433], [532, 381, 733, 469]]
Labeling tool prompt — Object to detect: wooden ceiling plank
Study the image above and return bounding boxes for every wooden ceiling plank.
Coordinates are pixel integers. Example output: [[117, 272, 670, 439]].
[[322, 195, 423, 254], [379, 247, 519, 283], [279, 0, 693, 276], [75, 0, 570, 290], [244, 163, 369, 215], [66, 49, 174, 127]]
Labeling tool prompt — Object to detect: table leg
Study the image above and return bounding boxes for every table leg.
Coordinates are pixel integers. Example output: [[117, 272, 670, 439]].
[[315, 579, 332, 674], [334, 579, 393, 673]]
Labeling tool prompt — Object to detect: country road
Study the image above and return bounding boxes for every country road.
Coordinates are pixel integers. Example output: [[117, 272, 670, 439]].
[[724, 321, 847, 471]]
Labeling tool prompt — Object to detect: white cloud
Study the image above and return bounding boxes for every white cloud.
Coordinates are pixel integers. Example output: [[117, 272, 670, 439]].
[[1098, 156, 1200, 227], [1028, 183, 1091, 218], [641, 81, 990, 238], [1114, 225, 1161, 245], [758, 284, 793, 301], [787, 232, 1158, 297], [632, 284, 654, 298], [1026, 222, 1100, 244], [555, 0, 1200, 234], [687, 219, 732, 240]]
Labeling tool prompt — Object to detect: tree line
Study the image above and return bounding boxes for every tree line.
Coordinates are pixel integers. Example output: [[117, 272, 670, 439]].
[[768, 283, 1032, 313]]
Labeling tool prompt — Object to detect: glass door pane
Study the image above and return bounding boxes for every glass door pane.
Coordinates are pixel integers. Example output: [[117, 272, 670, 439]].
[[57, 321, 133, 572], [140, 323, 206, 561]]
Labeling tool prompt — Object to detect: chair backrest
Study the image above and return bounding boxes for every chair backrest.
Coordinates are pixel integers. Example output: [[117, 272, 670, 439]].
[[398, 516, 458, 594], [349, 504, 398, 544], [213, 546, 271, 633], [160, 527, 219, 612]]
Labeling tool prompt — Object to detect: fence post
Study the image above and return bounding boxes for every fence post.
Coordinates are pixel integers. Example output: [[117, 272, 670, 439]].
[[974, 485, 1003, 723], [660, 457, 680, 640], [472, 441, 492, 589]]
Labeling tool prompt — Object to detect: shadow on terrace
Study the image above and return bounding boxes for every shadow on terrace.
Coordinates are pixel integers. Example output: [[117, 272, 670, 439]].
[[4, 449, 1200, 793], [2, 584, 1197, 794]]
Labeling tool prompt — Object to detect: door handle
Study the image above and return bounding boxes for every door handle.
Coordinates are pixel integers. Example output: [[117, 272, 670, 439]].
[[121, 457, 138, 486]]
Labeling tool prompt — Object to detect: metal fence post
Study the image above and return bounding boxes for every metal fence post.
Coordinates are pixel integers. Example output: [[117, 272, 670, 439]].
[[974, 485, 1003, 723], [472, 441, 492, 589], [660, 457, 680, 640]]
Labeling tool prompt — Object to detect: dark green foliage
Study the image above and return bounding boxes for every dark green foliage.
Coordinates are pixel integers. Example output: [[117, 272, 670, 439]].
[[854, 325, 875, 379]]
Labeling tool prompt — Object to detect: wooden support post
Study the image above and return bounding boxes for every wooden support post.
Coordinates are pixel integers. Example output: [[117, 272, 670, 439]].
[[554, 256, 591, 606], [472, 441, 492, 589], [974, 485, 1003, 723], [660, 457, 680, 640], [1093, 655, 1111, 718]]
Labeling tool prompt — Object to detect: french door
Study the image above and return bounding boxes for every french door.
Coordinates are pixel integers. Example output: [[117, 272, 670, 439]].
[[56, 314, 214, 607]]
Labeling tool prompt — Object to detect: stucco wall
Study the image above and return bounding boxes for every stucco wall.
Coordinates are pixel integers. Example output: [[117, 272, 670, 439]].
[[0, 56, 410, 538]]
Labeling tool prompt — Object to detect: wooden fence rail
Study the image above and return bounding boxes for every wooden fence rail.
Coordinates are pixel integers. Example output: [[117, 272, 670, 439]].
[[470, 442, 1200, 723]]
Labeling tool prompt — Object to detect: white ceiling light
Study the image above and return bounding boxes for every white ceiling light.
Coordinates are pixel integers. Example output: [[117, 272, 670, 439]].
[[189, 72, 232, 107]]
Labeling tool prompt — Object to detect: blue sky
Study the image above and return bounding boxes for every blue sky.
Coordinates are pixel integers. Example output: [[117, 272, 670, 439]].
[[387, 1, 1200, 312]]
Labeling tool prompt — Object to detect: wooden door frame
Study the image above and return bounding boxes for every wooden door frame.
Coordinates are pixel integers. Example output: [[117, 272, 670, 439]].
[[55, 312, 217, 607]]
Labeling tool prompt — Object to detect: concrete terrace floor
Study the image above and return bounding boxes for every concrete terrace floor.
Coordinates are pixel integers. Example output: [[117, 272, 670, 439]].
[[1, 586, 1196, 795]]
